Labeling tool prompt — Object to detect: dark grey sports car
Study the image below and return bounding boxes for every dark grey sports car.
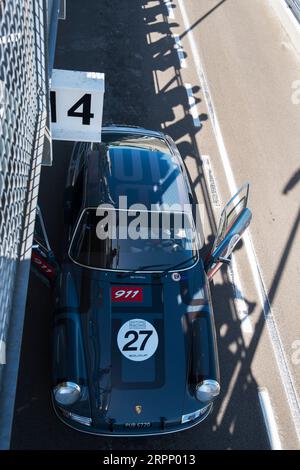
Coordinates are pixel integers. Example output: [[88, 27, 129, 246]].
[[32, 126, 252, 435]]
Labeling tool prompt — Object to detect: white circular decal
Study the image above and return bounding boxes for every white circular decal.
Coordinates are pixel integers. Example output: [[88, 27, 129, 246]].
[[172, 272, 181, 282], [117, 319, 159, 362]]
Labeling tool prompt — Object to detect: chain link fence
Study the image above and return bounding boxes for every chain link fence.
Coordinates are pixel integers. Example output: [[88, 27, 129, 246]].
[[286, 0, 300, 22], [0, 0, 56, 448]]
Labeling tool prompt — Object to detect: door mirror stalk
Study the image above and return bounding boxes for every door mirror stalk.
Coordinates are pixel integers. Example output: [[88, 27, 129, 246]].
[[217, 256, 231, 266]]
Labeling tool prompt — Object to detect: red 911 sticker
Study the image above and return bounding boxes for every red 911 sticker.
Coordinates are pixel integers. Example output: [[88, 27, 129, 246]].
[[111, 286, 143, 302]]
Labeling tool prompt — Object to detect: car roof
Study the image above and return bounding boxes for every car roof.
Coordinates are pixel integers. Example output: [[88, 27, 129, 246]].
[[84, 132, 191, 210]]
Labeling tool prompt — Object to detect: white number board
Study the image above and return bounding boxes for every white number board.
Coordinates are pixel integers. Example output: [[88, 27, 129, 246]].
[[50, 69, 105, 142]]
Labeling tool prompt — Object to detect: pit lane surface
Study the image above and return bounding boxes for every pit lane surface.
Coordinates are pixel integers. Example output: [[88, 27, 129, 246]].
[[11, 0, 300, 449]]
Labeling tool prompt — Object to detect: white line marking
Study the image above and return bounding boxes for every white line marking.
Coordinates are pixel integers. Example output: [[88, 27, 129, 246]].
[[258, 387, 282, 450], [177, 0, 300, 441], [184, 83, 201, 127], [173, 34, 187, 68], [270, 0, 300, 57], [164, 0, 175, 19]]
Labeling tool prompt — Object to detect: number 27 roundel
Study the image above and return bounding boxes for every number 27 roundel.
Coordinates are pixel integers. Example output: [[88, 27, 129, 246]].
[[117, 319, 159, 362], [111, 286, 143, 302]]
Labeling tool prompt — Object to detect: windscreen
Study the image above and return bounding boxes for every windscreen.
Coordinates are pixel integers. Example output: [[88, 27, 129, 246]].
[[69, 208, 198, 271]]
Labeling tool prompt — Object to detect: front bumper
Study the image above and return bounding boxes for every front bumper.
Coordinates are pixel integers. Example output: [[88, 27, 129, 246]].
[[54, 402, 213, 437]]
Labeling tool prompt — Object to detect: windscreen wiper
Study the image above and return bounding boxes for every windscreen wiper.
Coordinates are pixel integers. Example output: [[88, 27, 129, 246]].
[[118, 263, 169, 278], [158, 255, 198, 278]]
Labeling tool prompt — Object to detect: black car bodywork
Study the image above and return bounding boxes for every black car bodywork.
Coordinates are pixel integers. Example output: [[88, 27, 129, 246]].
[[32, 126, 252, 436]]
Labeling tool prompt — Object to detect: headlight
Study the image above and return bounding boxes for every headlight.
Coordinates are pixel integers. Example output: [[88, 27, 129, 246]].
[[53, 382, 81, 406], [196, 379, 220, 402]]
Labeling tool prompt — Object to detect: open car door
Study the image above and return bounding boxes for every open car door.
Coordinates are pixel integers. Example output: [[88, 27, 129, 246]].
[[205, 183, 252, 281], [31, 206, 58, 286]]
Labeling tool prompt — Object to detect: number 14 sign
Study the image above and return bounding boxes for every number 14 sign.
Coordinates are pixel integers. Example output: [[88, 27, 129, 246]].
[[50, 69, 105, 142]]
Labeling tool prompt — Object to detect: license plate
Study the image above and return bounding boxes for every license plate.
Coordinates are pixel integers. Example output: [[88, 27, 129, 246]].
[[124, 422, 151, 429]]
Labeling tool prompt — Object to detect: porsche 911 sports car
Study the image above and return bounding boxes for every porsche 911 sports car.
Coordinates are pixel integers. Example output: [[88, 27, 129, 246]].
[[32, 126, 252, 435]]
